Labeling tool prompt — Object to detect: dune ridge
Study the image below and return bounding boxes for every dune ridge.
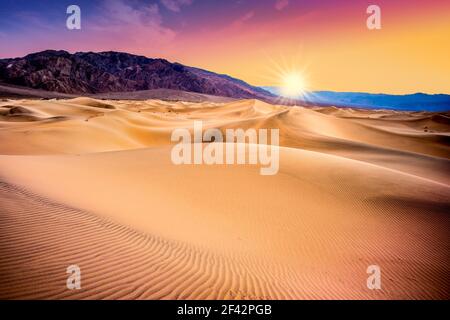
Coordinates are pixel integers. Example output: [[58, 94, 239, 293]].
[[0, 98, 449, 299]]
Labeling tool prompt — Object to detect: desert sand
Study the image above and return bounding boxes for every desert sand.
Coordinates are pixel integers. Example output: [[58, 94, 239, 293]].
[[0, 97, 449, 299]]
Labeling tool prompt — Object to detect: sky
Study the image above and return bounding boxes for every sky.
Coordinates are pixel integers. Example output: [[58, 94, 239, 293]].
[[0, 0, 449, 94]]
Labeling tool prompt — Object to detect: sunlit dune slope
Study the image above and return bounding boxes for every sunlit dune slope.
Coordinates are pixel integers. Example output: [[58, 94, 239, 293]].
[[0, 98, 449, 299]]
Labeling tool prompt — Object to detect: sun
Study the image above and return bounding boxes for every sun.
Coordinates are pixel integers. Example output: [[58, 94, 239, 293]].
[[259, 50, 312, 102], [280, 72, 307, 98]]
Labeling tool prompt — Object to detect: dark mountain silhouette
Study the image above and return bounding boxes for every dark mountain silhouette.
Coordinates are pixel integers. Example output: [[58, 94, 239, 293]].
[[0, 50, 274, 100]]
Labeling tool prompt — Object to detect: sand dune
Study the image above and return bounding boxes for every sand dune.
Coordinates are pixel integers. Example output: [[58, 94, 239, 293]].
[[0, 98, 449, 299]]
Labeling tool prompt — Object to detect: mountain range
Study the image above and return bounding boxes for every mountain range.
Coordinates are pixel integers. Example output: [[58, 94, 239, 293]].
[[0, 50, 449, 111], [262, 87, 450, 111], [0, 50, 274, 100]]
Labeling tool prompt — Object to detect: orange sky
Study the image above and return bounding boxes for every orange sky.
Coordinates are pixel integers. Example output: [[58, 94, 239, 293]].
[[168, 2, 450, 94], [2, 0, 449, 94]]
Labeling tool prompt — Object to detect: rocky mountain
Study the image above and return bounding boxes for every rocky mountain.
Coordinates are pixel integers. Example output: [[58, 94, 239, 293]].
[[0, 50, 274, 100]]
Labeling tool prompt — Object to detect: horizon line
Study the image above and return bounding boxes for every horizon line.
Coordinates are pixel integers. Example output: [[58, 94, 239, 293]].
[[2, 49, 449, 96]]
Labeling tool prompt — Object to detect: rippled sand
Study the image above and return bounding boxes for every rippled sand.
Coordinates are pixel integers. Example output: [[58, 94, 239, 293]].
[[0, 98, 449, 299]]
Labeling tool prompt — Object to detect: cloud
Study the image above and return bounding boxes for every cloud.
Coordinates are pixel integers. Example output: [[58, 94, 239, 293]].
[[160, 0, 193, 12], [230, 11, 255, 29], [275, 0, 289, 11], [93, 1, 162, 29], [85, 0, 176, 51], [0, 0, 180, 58]]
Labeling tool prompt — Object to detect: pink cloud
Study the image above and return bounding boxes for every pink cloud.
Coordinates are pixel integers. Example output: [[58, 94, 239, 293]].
[[79, 0, 176, 54], [275, 0, 289, 11], [230, 11, 255, 29]]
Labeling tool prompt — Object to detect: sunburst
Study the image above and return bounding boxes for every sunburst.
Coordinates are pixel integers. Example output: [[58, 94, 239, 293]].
[[280, 71, 307, 98], [259, 49, 313, 104]]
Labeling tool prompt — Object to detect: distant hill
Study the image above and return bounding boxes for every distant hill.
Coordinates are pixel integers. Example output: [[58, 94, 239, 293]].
[[262, 87, 450, 111], [0, 50, 274, 100]]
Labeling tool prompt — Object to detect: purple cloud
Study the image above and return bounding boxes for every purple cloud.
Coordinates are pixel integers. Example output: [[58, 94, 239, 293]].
[[161, 0, 193, 12]]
